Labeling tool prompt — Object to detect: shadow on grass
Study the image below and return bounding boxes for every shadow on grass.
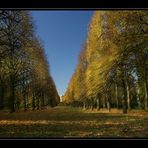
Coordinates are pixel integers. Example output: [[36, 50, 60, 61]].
[[0, 106, 148, 138], [0, 120, 148, 138], [0, 107, 143, 121]]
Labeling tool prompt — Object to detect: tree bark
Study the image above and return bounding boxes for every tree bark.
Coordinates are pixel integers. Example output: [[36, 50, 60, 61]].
[[144, 80, 148, 111], [125, 80, 131, 111], [83, 102, 86, 110], [23, 96, 27, 111], [122, 79, 128, 114], [23, 75, 27, 111], [91, 98, 94, 110], [107, 101, 111, 112], [36, 95, 39, 110], [106, 91, 111, 112], [32, 91, 35, 110], [41, 91, 45, 109], [96, 98, 100, 111], [136, 83, 141, 109], [9, 80, 15, 113], [115, 83, 119, 108], [103, 97, 106, 108], [0, 84, 4, 110]]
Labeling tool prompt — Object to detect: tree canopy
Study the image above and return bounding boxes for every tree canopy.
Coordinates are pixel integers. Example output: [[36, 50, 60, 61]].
[[64, 11, 148, 113], [0, 10, 60, 112]]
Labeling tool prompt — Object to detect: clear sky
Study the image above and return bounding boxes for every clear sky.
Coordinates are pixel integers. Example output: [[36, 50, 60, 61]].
[[31, 11, 93, 96]]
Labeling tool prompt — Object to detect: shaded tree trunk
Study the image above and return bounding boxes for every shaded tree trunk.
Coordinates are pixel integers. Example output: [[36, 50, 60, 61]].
[[122, 79, 128, 114], [96, 93, 100, 111], [103, 97, 106, 108], [83, 102, 86, 110], [136, 83, 141, 109], [41, 91, 45, 109], [144, 80, 148, 111], [106, 92, 111, 112], [0, 84, 4, 110], [26, 90, 29, 109], [96, 98, 100, 111], [32, 91, 35, 110], [115, 83, 119, 108], [36, 95, 40, 110], [107, 98, 111, 112], [125, 80, 131, 111], [23, 76, 27, 111], [9, 79, 15, 113], [23, 95, 27, 111]]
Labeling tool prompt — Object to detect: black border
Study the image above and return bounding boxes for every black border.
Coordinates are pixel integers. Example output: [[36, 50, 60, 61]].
[[1, 138, 148, 146], [0, 0, 148, 143], [0, 0, 148, 9]]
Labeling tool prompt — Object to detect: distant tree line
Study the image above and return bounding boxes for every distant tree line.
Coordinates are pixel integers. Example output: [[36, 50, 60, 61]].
[[0, 10, 60, 113], [64, 11, 148, 113]]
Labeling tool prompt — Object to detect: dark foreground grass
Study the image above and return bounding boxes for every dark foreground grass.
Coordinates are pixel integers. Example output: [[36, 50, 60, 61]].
[[0, 106, 148, 138]]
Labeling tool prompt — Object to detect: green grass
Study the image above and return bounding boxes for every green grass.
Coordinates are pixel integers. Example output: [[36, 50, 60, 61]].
[[0, 106, 148, 138]]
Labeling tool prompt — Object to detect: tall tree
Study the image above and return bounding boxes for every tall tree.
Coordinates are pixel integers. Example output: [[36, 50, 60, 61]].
[[64, 10, 148, 113], [0, 10, 60, 112]]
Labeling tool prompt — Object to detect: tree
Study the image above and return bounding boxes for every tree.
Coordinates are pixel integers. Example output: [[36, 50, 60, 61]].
[[65, 10, 148, 113], [0, 10, 60, 112]]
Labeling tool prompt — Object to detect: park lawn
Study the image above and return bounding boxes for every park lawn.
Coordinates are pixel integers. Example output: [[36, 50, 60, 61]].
[[0, 106, 148, 138]]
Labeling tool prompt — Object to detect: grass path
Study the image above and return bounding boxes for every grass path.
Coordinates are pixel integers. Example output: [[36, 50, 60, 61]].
[[0, 106, 148, 138]]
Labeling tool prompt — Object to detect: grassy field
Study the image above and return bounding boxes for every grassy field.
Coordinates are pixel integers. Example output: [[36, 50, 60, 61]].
[[0, 106, 148, 138]]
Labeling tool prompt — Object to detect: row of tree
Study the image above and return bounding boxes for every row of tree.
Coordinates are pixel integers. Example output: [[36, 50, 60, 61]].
[[64, 11, 148, 113], [0, 10, 60, 113]]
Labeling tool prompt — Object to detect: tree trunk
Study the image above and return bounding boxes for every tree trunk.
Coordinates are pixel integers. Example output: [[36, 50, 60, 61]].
[[103, 97, 106, 108], [90, 98, 93, 110], [136, 84, 141, 109], [115, 83, 119, 108], [0, 84, 4, 110], [122, 79, 127, 114], [32, 91, 35, 110], [125, 80, 131, 111], [96, 98, 100, 111], [106, 91, 111, 112], [26, 91, 29, 109], [41, 91, 45, 109], [36, 95, 39, 110], [23, 89, 27, 111], [9, 81, 15, 113], [107, 102, 111, 112], [107, 98, 111, 112], [144, 80, 148, 111], [83, 102, 86, 110], [23, 75, 27, 111], [23, 96, 27, 111]]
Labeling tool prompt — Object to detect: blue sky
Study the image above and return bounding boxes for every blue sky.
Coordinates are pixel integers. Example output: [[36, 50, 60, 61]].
[[31, 11, 93, 96]]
